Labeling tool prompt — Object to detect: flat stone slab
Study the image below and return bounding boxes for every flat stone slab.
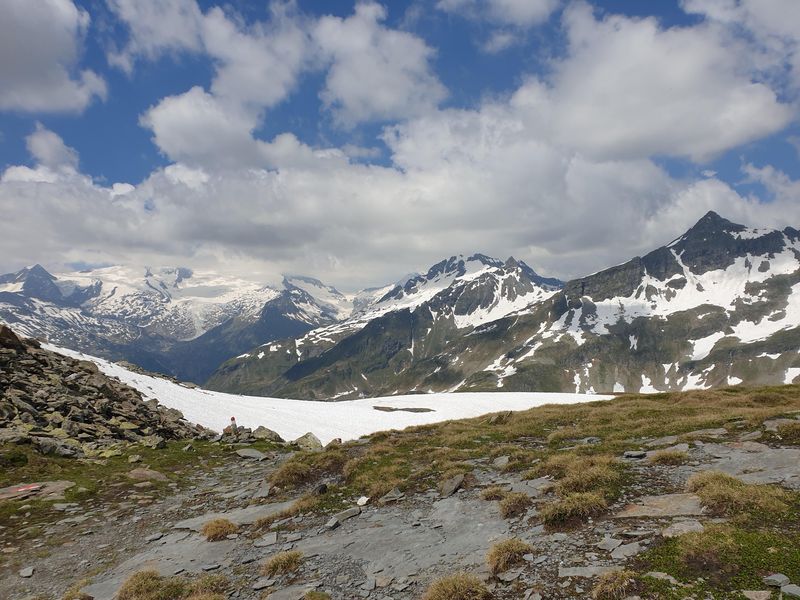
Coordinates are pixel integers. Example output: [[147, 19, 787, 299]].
[[82, 531, 234, 600], [0, 480, 75, 502], [698, 443, 800, 489], [296, 495, 514, 579], [558, 566, 619, 578], [235, 448, 267, 461], [662, 519, 704, 538], [173, 500, 295, 531], [614, 494, 705, 518]]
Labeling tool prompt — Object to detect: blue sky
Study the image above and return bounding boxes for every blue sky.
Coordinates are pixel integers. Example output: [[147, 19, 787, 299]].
[[1, 0, 799, 288]]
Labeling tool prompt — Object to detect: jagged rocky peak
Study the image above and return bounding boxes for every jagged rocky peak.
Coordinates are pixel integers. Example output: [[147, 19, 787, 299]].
[[564, 211, 796, 302], [0, 264, 101, 306]]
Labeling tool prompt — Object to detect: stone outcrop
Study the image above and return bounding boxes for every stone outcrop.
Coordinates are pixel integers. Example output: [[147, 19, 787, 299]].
[[0, 325, 206, 456]]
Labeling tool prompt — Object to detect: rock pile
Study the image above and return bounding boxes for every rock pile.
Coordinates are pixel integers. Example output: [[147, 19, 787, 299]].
[[0, 325, 206, 457]]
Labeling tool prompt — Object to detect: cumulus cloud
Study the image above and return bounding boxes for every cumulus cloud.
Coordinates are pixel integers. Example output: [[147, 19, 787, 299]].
[[526, 2, 793, 162], [683, 0, 800, 90], [105, 0, 204, 73], [2, 0, 799, 289], [0, 0, 106, 112], [313, 2, 447, 126]]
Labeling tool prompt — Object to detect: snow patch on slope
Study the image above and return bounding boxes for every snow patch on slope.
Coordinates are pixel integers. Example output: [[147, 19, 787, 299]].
[[47, 345, 609, 445]]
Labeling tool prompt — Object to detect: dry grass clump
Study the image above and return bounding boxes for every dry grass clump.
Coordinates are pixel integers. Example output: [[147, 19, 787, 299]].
[[254, 493, 322, 529], [777, 421, 800, 444], [555, 463, 622, 495], [116, 571, 227, 600], [421, 573, 492, 600], [200, 518, 238, 541], [270, 461, 313, 488], [540, 492, 607, 526], [303, 592, 331, 600], [648, 449, 689, 465], [117, 570, 188, 600], [480, 485, 508, 501], [262, 550, 304, 577], [61, 579, 92, 600], [486, 538, 533, 574], [591, 570, 637, 600], [498, 492, 532, 518], [686, 471, 790, 518], [676, 525, 739, 573]]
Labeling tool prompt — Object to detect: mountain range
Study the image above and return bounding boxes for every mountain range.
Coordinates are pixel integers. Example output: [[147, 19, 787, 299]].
[[2, 211, 799, 398]]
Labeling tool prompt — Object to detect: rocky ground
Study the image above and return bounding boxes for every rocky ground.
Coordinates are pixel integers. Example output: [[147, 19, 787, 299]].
[[0, 325, 206, 456], [2, 412, 800, 600]]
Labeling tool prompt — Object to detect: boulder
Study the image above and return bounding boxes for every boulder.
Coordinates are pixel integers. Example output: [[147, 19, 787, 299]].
[[294, 432, 323, 451], [252, 426, 284, 442]]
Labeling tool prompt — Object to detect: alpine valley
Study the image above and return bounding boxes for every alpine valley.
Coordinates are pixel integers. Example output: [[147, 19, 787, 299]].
[[3, 211, 800, 399]]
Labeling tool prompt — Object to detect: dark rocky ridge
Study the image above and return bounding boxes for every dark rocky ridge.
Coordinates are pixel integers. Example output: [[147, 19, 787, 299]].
[[0, 325, 206, 458]]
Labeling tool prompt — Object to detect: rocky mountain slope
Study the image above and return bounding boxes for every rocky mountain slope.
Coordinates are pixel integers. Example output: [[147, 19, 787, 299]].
[[207, 254, 563, 397], [0, 325, 204, 458], [0, 266, 364, 384], [209, 212, 800, 399]]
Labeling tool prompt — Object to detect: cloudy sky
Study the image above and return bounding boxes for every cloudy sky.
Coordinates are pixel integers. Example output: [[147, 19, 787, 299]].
[[1, 0, 799, 289]]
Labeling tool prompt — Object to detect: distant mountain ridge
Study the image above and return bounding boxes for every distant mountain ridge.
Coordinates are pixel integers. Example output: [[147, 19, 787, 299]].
[[207, 212, 800, 399]]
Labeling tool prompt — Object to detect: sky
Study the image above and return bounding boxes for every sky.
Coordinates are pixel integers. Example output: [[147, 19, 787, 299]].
[[1, 0, 799, 290]]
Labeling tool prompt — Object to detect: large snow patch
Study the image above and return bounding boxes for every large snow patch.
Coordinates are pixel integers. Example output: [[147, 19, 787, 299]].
[[48, 344, 611, 445]]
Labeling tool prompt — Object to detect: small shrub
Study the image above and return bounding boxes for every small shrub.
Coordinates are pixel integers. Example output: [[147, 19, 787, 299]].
[[270, 461, 313, 488], [262, 551, 303, 577], [480, 486, 508, 501], [200, 518, 238, 541], [591, 570, 637, 600], [686, 471, 789, 519], [498, 492, 532, 518], [486, 538, 533, 574], [540, 492, 607, 526], [117, 570, 188, 600], [648, 449, 688, 465], [421, 572, 492, 600]]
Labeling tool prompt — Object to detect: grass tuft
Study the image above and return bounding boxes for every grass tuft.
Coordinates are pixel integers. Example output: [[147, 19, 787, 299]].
[[480, 486, 508, 501], [200, 518, 238, 541], [486, 538, 533, 574], [591, 570, 638, 600], [261, 550, 303, 577], [540, 492, 607, 526], [421, 573, 492, 600], [685, 471, 790, 521], [648, 450, 689, 465], [498, 492, 532, 519]]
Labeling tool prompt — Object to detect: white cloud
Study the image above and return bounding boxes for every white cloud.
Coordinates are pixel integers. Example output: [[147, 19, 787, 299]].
[[437, 0, 560, 27], [0, 0, 106, 113], [202, 4, 310, 109], [1, 0, 798, 290], [313, 2, 447, 126], [140, 86, 261, 167], [683, 0, 800, 90], [512, 2, 793, 162], [105, 0, 204, 73], [25, 123, 79, 170]]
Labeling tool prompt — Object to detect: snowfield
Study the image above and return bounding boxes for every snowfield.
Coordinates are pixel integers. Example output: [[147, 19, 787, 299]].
[[47, 344, 611, 445]]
